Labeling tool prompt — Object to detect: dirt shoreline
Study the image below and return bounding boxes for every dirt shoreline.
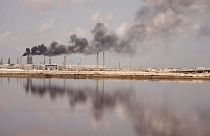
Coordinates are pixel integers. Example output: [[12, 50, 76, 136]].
[[0, 69, 210, 81]]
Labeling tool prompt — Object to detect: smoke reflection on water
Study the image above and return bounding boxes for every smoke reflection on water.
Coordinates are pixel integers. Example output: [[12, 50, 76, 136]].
[[21, 78, 210, 136]]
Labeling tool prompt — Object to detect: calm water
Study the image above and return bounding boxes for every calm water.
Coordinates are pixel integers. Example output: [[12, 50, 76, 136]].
[[0, 78, 210, 136]]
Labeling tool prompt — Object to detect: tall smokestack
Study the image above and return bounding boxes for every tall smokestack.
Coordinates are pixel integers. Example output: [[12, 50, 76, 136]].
[[17, 57, 19, 64], [27, 55, 32, 64], [64, 56, 66, 66], [43, 56, 46, 65], [30, 56, 33, 64], [20, 56, 22, 65], [8, 58, 11, 65], [49, 58, 51, 64], [27, 56, 29, 64], [0, 57, 3, 65], [96, 52, 99, 69], [102, 52, 105, 68]]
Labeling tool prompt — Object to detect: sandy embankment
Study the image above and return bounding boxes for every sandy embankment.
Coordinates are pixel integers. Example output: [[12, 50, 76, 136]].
[[0, 69, 210, 81]]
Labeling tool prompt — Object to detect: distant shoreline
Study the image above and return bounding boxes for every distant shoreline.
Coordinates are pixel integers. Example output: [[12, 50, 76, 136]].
[[0, 69, 210, 81]]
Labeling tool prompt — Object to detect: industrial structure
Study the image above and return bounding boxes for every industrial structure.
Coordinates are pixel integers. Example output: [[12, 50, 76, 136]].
[[0, 54, 104, 71], [27, 55, 33, 64], [0, 54, 210, 74]]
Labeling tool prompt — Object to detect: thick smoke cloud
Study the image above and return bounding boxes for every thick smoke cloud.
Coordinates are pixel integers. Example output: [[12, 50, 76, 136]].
[[23, 0, 210, 56], [69, 34, 89, 54], [23, 42, 67, 56], [124, 0, 210, 46], [23, 23, 132, 56]]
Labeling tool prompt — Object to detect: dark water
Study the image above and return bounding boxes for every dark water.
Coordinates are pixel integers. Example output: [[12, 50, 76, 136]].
[[0, 78, 210, 136]]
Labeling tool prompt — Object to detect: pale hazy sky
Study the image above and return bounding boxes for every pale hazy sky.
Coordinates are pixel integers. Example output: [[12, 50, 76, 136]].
[[0, 0, 210, 68]]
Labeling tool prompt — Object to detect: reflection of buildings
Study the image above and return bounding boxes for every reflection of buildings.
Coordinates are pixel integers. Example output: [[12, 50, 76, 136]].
[[25, 78, 66, 99], [23, 78, 210, 136], [24, 78, 118, 109], [0, 77, 21, 87]]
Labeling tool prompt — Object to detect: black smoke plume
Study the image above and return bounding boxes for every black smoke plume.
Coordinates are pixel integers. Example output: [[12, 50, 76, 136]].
[[23, 0, 210, 56], [122, 0, 210, 48], [68, 34, 89, 54], [22, 23, 133, 56]]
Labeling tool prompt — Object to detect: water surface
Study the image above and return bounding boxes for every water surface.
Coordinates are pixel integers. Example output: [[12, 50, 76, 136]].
[[0, 78, 210, 136]]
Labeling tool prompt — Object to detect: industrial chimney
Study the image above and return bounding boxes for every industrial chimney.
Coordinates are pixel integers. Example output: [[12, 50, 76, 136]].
[[8, 58, 11, 65], [64, 56, 66, 66], [20, 56, 22, 65], [96, 52, 99, 69], [49, 58, 52, 64], [0, 57, 3, 65], [27, 55, 33, 64], [43, 56, 46, 65], [17, 57, 19, 64], [102, 52, 105, 68]]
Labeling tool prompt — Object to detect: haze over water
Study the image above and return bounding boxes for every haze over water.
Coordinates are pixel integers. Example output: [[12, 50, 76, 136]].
[[0, 78, 210, 136]]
